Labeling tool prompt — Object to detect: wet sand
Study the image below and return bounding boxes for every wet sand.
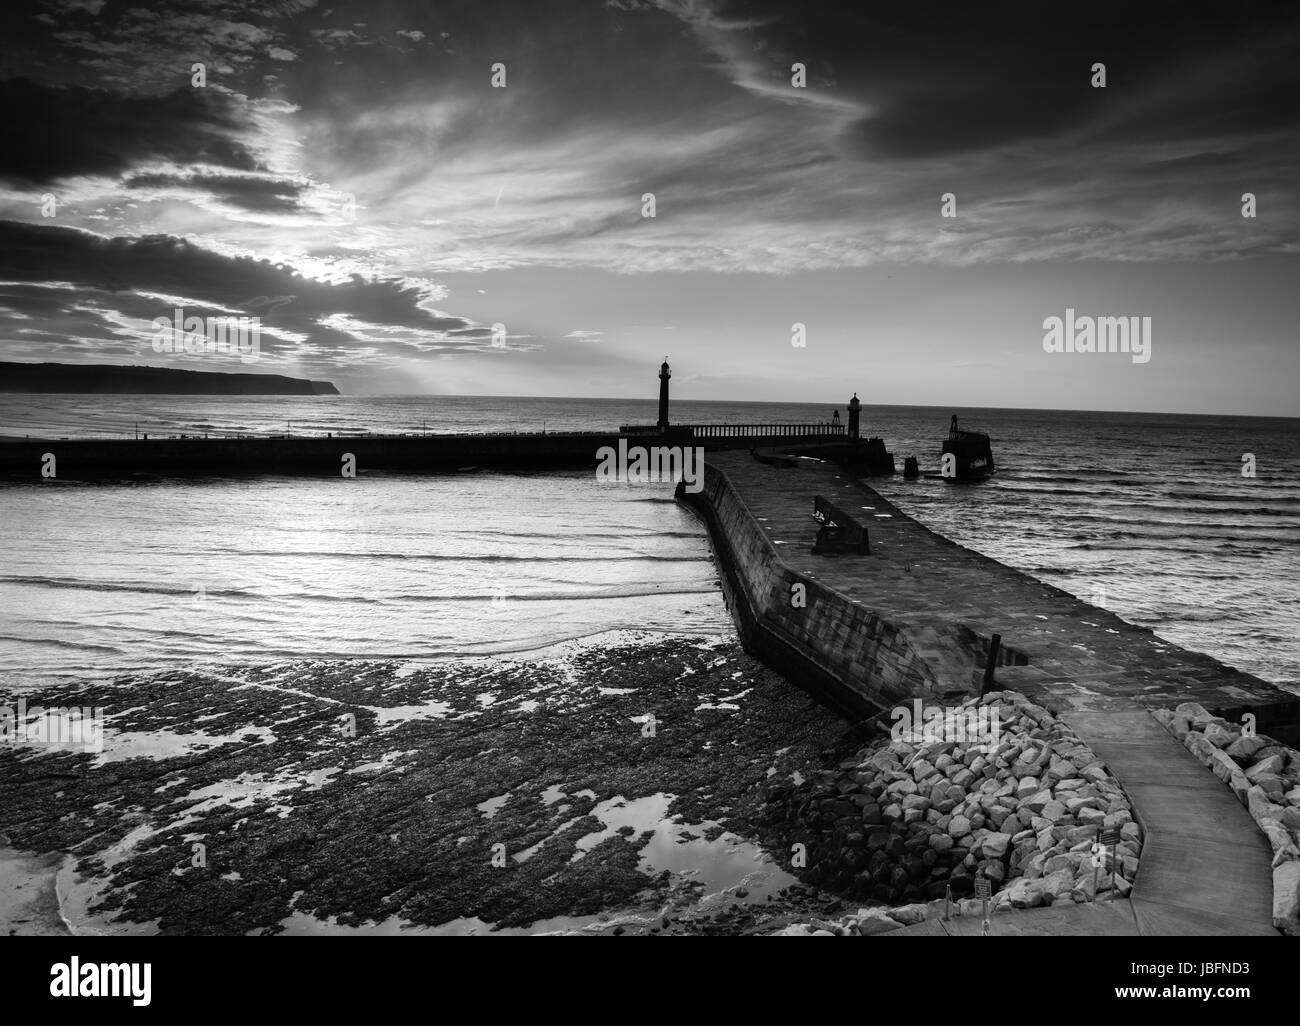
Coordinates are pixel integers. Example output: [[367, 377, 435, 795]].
[[1, 632, 863, 935]]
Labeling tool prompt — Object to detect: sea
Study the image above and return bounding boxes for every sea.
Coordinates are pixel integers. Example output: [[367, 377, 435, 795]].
[[1, 395, 1297, 692]]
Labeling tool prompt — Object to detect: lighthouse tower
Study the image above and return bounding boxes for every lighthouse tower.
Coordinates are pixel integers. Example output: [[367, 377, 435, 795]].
[[658, 358, 671, 431], [847, 392, 861, 441]]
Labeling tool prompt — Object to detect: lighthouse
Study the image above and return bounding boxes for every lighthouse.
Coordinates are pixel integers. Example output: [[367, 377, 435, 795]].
[[658, 358, 671, 431], [847, 392, 861, 441]]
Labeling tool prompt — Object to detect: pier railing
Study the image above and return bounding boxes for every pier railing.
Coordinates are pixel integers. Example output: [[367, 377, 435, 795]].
[[678, 423, 846, 439]]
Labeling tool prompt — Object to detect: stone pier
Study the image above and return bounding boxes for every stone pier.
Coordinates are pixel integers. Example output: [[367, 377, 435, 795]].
[[680, 447, 1297, 935]]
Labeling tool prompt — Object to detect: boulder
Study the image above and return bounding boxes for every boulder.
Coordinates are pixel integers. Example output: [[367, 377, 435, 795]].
[[1015, 776, 1041, 799], [1040, 869, 1074, 902], [1174, 702, 1215, 728], [886, 903, 930, 926], [1184, 732, 1217, 765], [949, 814, 972, 839], [1041, 800, 1069, 824], [1258, 819, 1300, 862], [1225, 734, 1267, 763], [979, 832, 1013, 859], [1202, 722, 1238, 749], [1273, 860, 1300, 937], [1006, 878, 1045, 909], [1255, 775, 1288, 801], [855, 915, 903, 936], [1246, 755, 1286, 781], [980, 859, 1007, 884], [911, 759, 938, 783], [930, 833, 955, 852], [1247, 786, 1284, 825]]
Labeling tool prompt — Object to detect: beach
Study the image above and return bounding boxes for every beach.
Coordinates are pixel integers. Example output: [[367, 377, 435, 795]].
[[1, 633, 871, 936]]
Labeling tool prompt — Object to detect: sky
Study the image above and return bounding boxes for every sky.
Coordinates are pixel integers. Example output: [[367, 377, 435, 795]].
[[0, 0, 1297, 414]]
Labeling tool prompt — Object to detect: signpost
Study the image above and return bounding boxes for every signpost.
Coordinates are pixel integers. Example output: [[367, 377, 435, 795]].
[[1099, 827, 1121, 900], [975, 875, 991, 935]]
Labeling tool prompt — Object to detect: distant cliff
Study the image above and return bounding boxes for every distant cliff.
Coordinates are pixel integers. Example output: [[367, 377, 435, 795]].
[[0, 362, 340, 396]]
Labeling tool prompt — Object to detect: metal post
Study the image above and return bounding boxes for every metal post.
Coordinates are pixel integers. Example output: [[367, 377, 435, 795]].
[[980, 633, 1002, 697]]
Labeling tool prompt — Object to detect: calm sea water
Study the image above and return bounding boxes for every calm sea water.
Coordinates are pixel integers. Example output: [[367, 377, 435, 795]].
[[0, 395, 1296, 691]]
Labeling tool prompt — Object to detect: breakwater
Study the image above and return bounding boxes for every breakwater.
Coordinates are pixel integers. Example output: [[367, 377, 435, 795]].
[[681, 447, 1300, 737], [678, 458, 943, 718], [683, 446, 1295, 934], [0, 427, 862, 480]]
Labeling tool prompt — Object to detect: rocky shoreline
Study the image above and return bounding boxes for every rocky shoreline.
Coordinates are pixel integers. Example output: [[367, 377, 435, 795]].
[[1154, 701, 1300, 935], [0, 634, 875, 936], [760, 690, 1143, 934]]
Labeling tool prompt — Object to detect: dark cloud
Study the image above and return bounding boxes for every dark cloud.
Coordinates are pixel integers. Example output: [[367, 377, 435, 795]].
[[0, 220, 475, 365], [0, 78, 262, 186], [124, 170, 306, 212], [681, 0, 1300, 157]]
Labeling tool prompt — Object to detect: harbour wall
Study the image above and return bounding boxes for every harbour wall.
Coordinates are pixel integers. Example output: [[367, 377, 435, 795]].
[[678, 461, 947, 720], [683, 449, 1300, 743], [0, 430, 848, 480]]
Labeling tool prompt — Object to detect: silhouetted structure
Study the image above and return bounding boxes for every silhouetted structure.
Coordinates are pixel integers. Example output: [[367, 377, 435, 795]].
[[941, 414, 995, 481], [847, 393, 861, 440], [658, 358, 671, 430]]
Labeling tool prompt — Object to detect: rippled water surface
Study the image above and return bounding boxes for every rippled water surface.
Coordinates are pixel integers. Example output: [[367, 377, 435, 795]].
[[1, 397, 1295, 688]]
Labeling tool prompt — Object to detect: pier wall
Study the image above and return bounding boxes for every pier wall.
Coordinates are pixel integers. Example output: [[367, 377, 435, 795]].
[[0, 433, 627, 479], [680, 461, 944, 719], [0, 430, 850, 480]]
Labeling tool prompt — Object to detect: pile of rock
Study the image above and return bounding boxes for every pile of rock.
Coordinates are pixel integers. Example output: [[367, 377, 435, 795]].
[[1153, 702, 1300, 935], [764, 690, 1142, 923]]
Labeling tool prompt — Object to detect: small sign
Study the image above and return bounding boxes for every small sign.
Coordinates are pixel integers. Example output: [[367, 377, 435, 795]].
[[974, 877, 991, 900], [1099, 828, 1120, 846]]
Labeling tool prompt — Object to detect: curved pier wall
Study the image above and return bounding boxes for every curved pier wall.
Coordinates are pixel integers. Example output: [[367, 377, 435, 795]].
[[680, 462, 946, 720]]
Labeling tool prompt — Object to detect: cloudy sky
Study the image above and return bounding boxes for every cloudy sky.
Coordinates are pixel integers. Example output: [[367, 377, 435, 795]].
[[1, 0, 1297, 413]]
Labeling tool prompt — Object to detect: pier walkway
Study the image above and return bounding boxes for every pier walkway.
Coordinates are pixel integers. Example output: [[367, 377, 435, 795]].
[[701, 449, 1291, 935]]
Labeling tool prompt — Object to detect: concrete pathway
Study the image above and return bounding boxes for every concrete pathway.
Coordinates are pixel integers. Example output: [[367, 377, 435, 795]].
[[1062, 710, 1276, 935]]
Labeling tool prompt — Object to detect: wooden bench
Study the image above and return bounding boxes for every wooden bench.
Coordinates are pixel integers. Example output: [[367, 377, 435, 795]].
[[811, 494, 870, 555]]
